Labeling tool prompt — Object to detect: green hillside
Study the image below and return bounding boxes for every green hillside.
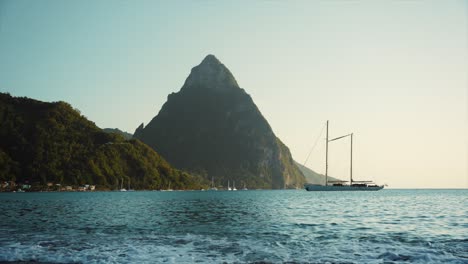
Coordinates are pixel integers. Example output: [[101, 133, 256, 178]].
[[102, 128, 133, 140], [0, 93, 205, 190]]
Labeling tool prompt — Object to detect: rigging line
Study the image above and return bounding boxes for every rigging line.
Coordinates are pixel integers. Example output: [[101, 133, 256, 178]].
[[303, 121, 326, 167]]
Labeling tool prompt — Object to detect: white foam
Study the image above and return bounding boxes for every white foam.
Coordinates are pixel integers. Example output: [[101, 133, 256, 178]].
[[1, 233, 465, 264]]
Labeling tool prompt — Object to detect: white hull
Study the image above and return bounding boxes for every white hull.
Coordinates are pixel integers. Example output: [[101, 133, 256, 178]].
[[305, 184, 383, 191]]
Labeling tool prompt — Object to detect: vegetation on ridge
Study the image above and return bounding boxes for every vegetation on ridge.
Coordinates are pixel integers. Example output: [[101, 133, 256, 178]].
[[102, 128, 133, 140], [0, 93, 206, 190]]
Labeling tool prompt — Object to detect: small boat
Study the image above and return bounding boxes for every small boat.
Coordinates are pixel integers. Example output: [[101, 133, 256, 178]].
[[119, 178, 127, 192], [227, 180, 232, 191], [209, 177, 218, 191], [127, 178, 134, 192], [161, 182, 173, 191], [232, 181, 237, 191], [304, 121, 384, 192], [242, 183, 248, 191]]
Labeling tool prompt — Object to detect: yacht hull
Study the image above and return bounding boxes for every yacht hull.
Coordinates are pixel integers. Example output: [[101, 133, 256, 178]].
[[304, 185, 383, 191]]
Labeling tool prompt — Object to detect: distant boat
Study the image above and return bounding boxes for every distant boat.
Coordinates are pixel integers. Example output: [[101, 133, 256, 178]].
[[120, 178, 127, 192], [127, 178, 134, 192], [161, 182, 173, 192], [232, 181, 237, 191], [304, 121, 384, 192], [209, 177, 218, 191], [242, 183, 248, 191], [227, 180, 232, 191]]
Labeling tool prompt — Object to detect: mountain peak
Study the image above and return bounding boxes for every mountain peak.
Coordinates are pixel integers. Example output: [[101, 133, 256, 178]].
[[200, 54, 221, 65], [134, 55, 306, 189], [181, 55, 239, 91]]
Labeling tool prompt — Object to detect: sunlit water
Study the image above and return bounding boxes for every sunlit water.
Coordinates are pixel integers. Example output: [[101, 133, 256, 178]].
[[0, 189, 466, 263]]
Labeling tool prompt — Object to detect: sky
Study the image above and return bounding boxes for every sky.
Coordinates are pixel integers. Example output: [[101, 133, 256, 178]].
[[0, 0, 466, 188]]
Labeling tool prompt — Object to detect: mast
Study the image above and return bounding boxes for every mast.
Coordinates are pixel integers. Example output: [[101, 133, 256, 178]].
[[325, 120, 329, 186], [329, 131, 354, 186], [350, 133, 353, 186]]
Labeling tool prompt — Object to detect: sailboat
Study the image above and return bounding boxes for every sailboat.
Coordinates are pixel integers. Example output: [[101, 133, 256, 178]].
[[127, 178, 134, 192], [119, 178, 127, 192], [232, 181, 237, 191], [242, 182, 248, 191], [161, 182, 173, 192], [227, 180, 232, 191], [304, 121, 384, 191], [209, 177, 218, 191]]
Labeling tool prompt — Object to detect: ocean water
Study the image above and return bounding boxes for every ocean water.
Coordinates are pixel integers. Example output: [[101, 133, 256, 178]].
[[0, 189, 466, 264]]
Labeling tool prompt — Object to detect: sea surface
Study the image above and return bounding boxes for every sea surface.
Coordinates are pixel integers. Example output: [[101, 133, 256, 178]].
[[0, 189, 466, 263]]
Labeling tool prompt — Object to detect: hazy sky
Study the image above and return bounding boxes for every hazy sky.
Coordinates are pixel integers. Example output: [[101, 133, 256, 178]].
[[0, 1, 466, 188]]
